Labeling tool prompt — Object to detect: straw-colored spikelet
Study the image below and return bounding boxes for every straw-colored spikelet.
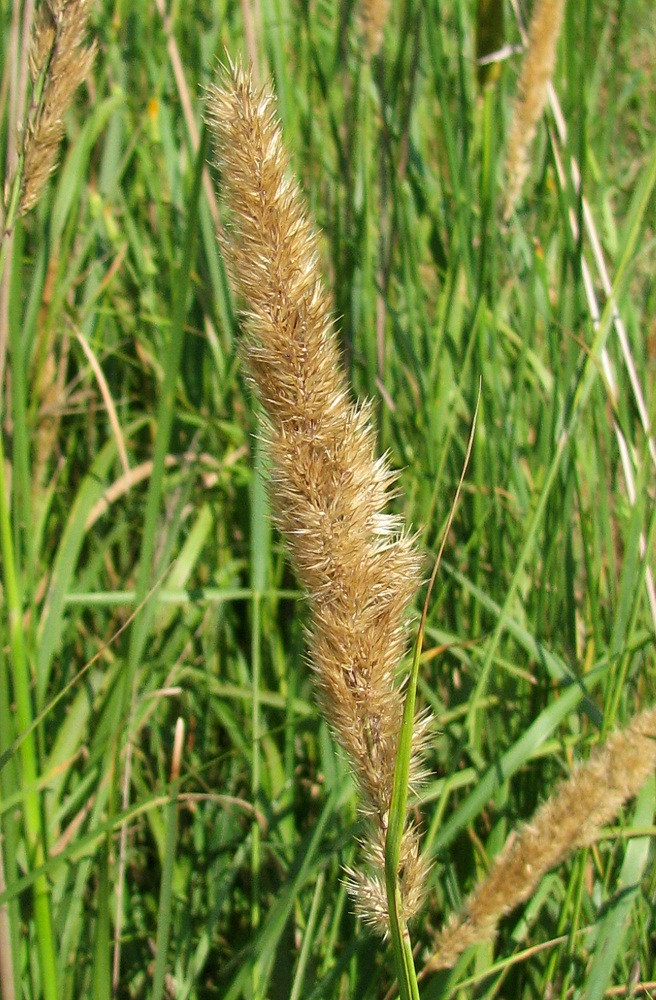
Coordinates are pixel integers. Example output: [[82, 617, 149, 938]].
[[427, 703, 656, 969], [206, 62, 430, 931], [358, 0, 390, 59], [504, 0, 565, 219], [15, 0, 96, 217]]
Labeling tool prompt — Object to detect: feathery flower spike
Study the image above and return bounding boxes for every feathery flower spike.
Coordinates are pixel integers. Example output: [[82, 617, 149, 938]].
[[504, 0, 565, 219], [428, 703, 656, 969], [13, 0, 96, 217], [206, 61, 430, 931]]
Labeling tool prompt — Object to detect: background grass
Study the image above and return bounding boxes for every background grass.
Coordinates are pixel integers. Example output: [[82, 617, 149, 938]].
[[1, 0, 655, 997]]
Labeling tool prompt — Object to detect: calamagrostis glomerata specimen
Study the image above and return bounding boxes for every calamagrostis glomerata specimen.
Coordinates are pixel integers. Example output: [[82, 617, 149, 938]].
[[7, 0, 96, 220], [206, 62, 430, 931], [428, 703, 656, 970], [504, 0, 565, 218]]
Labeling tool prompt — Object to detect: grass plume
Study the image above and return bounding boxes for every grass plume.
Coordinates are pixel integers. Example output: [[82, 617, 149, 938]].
[[503, 0, 565, 218], [206, 61, 430, 931], [427, 704, 656, 970], [358, 0, 391, 58], [11, 0, 96, 219]]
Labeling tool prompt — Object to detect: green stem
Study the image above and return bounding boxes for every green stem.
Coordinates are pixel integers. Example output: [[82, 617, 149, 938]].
[[385, 393, 480, 999], [385, 638, 422, 1000], [0, 433, 59, 1000], [0, 21, 92, 1000], [150, 724, 183, 1000], [123, 126, 207, 697], [0, 39, 64, 1000]]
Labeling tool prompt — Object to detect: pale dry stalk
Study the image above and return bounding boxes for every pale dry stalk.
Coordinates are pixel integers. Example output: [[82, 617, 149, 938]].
[[206, 62, 430, 930], [428, 704, 656, 969], [504, 0, 565, 218]]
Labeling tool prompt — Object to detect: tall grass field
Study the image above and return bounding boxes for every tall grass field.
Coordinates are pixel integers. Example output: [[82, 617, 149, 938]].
[[1, 0, 655, 997]]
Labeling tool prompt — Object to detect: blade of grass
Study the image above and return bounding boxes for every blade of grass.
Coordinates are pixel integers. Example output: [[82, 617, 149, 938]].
[[249, 435, 271, 995], [223, 791, 337, 1000], [36, 422, 148, 702], [425, 660, 608, 858], [386, 392, 479, 1000], [123, 126, 207, 699], [111, 127, 206, 988], [0, 429, 58, 1000], [583, 776, 655, 1000], [151, 719, 185, 1000], [466, 135, 656, 736], [92, 848, 110, 1000], [289, 870, 326, 1000]]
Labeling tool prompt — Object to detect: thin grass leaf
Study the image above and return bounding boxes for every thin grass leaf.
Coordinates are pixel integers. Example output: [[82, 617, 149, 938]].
[[151, 720, 185, 1000], [583, 777, 655, 1000]]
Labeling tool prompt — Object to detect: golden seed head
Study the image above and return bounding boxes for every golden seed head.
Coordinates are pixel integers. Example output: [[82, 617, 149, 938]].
[[504, 0, 565, 218], [428, 704, 656, 969], [207, 60, 430, 930], [18, 0, 96, 217]]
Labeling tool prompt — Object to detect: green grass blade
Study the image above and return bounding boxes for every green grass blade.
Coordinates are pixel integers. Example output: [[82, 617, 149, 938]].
[[427, 662, 607, 857], [583, 777, 655, 1000], [123, 126, 207, 699], [0, 432, 59, 1000], [151, 721, 184, 1000], [223, 791, 337, 1000], [289, 870, 326, 1000]]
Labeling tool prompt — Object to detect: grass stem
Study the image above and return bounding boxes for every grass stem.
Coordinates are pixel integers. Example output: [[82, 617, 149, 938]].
[[0, 433, 58, 1000]]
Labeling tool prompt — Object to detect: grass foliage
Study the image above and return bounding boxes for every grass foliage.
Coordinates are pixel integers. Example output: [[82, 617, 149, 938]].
[[1, 0, 655, 997]]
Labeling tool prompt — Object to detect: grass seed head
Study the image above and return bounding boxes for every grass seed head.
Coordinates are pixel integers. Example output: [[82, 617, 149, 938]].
[[428, 703, 656, 969], [504, 0, 565, 219], [206, 60, 429, 930], [358, 0, 391, 58], [19, 0, 96, 216]]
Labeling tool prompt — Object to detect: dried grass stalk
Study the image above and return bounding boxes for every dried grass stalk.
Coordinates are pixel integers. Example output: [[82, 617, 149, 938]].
[[428, 704, 656, 970], [17, 0, 96, 216], [206, 61, 430, 931], [504, 0, 565, 219]]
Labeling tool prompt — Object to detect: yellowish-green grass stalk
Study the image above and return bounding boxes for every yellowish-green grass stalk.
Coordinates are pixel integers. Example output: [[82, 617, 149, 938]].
[[206, 61, 431, 935], [427, 703, 656, 970], [0, 4, 96, 997], [503, 0, 565, 219]]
